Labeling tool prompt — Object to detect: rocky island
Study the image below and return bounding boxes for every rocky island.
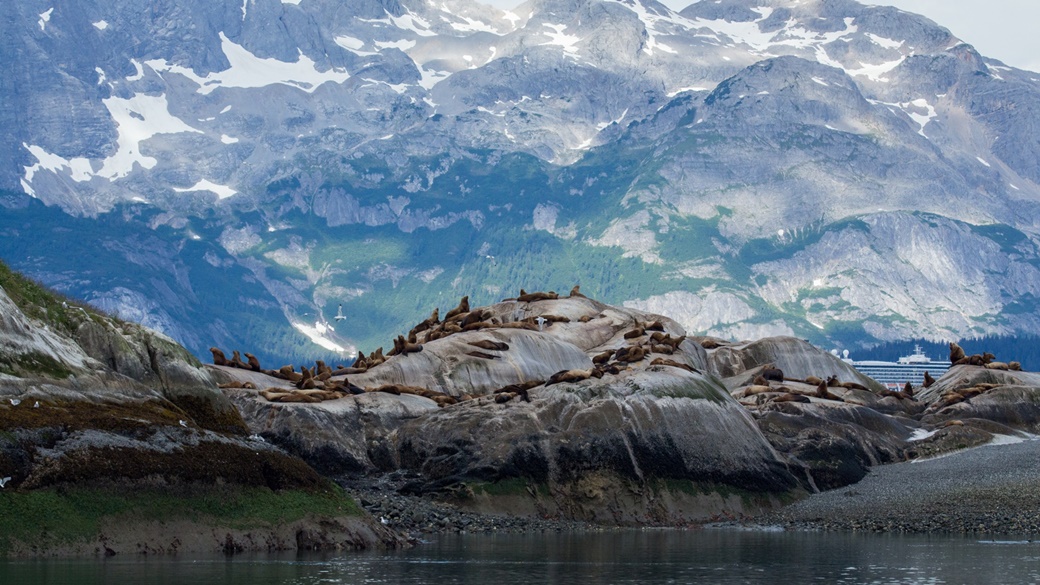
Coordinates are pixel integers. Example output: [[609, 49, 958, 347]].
[[4, 264, 1040, 556]]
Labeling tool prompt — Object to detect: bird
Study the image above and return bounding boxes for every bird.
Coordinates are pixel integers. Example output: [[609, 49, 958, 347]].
[[9, 399, 19, 406], [178, 420, 188, 428], [0, 477, 11, 488], [334, 303, 346, 322], [535, 316, 547, 331]]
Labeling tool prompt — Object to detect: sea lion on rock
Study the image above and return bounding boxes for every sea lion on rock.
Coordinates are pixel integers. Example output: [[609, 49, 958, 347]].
[[923, 371, 936, 388], [624, 327, 645, 340], [773, 393, 811, 404], [516, 289, 559, 302], [816, 381, 843, 401], [614, 346, 646, 363], [645, 320, 665, 332], [569, 285, 586, 298], [209, 347, 229, 366], [761, 365, 784, 383], [650, 344, 674, 355], [739, 385, 775, 398], [466, 351, 499, 360], [949, 342, 966, 363], [245, 353, 262, 372], [593, 350, 614, 365], [467, 340, 509, 351], [804, 375, 825, 386], [546, 368, 604, 386], [218, 381, 257, 389], [985, 362, 1009, 370], [649, 358, 698, 373], [444, 296, 470, 321], [1010, 361, 1023, 371], [461, 310, 492, 328], [230, 351, 248, 369]]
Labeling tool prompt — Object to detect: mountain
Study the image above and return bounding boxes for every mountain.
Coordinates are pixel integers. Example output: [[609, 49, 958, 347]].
[[3, 0, 1040, 363]]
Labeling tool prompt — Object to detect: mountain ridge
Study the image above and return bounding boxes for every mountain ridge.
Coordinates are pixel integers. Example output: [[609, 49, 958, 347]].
[[3, 0, 1040, 362]]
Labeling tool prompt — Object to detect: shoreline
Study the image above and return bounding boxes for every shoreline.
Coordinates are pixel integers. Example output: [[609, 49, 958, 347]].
[[755, 437, 1040, 536], [341, 438, 1040, 539]]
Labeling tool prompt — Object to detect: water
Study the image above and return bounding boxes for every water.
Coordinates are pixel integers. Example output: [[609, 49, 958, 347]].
[[4, 529, 1040, 584]]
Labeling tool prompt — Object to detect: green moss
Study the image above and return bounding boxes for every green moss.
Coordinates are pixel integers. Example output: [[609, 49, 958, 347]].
[[0, 485, 362, 555], [0, 351, 72, 379], [0, 259, 113, 335]]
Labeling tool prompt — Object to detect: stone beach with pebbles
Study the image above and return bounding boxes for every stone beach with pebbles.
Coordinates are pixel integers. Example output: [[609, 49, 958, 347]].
[[757, 436, 1040, 536]]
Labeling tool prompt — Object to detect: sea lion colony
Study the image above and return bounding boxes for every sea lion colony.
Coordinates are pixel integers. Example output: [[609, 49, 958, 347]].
[[209, 286, 704, 406], [209, 291, 1026, 413]]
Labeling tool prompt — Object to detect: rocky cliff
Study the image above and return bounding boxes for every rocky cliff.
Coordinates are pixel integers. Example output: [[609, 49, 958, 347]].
[[0, 261, 403, 556]]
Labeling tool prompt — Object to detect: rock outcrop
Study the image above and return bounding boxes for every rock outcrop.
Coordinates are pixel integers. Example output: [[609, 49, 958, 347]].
[[0, 264, 402, 556]]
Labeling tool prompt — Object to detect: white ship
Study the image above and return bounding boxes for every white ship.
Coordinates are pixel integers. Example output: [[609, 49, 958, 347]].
[[846, 345, 951, 390]]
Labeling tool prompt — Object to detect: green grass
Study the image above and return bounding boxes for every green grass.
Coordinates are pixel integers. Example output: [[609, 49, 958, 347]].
[[0, 486, 362, 555]]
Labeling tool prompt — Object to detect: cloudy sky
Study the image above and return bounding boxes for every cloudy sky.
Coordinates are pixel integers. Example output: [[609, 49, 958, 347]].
[[477, 0, 1040, 72]]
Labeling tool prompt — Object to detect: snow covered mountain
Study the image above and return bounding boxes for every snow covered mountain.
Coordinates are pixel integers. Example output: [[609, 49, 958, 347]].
[[4, 0, 1040, 361]]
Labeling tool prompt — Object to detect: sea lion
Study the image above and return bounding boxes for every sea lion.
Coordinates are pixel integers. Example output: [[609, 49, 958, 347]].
[[1009, 361, 1023, 371], [230, 351, 248, 369], [773, 393, 811, 404], [649, 358, 698, 373], [645, 321, 665, 332], [461, 310, 492, 328], [923, 371, 936, 388], [761, 366, 784, 383], [650, 344, 674, 355], [546, 368, 604, 386], [649, 331, 668, 344], [593, 350, 614, 365], [352, 352, 368, 369], [494, 381, 540, 402], [804, 375, 825, 386], [949, 342, 966, 363], [462, 321, 491, 332], [517, 290, 559, 302], [614, 346, 646, 363], [245, 353, 262, 372], [467, 340, 509, 352], [209, 347, 229, 366], [739, 385, 775, 397], [466, 351, 499, 360], [624, 327, 645, 340], [569, 285, 585, 298], [752, 375, 770, 386], [985, 362, 1009, 370], [815, 381, 843, 401], [699, 338, 726, 349], [664, 335, 687, 350], [444, 296, 470, 321]]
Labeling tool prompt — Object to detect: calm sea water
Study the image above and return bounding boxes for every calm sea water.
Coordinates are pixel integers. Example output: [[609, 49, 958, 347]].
[[4, 529, 1040, 584]]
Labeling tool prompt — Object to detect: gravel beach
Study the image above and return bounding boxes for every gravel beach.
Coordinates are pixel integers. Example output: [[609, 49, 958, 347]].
[[759, 437, 1040, 535]]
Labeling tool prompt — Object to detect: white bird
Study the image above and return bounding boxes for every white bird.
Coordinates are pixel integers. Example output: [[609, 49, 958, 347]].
[[178, 420, 188, 428], [0, 477, 11, 488], [33, 401, 39, 408], [535, 316, 547, 331], [334, 303, 346, 321], [9, 399, 19, 406]]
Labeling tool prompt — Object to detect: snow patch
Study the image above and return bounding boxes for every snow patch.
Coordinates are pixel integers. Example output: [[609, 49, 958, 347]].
[[541, 23, 581, 55], [97, 93, 204, 179], [22, 144, 94, 186], [127, 59, 145, 82], [173, 179, 237, 199], [220, 134, 239, 144], [335, 35, 377, 56], [146, 33, 350, 95], [38, 8, 53, 31], [374, 39, 416, 51], [93, 20, 109, 31], [977, 157, 991, 167], [282, 0, 302, 4], [667, 86, 708, 97], [866, 33, 902, 50]]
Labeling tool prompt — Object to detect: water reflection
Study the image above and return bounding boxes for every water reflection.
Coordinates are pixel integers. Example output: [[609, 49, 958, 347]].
[[4, 529, 1040, 584]]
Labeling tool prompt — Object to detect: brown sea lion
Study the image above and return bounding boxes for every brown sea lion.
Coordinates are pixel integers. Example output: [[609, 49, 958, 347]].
[[569, 285, 585, 298], [593, 350, 614, 365], [209, 347, 229, 366], [517, 290, 559, 302], [699, 339, 725, 349], [816, 381, 843, 401], [949, 342, 966, 363], [245, 353, 262, 372], [753, 375, 770, 386], [985, 362, 1009, 370], [466, 351, 499, 360], [773, 393, 811, 404], [739, 385, 775, 397], [804, 375, 825, 386], [462, 321, 491, 332], [1009, 361, 1023, 371], [649, 358, 698, 373], [923, 371, 936, 388], [664, 335, 687, 350], [444, 296, 470, 321], [218, 380, 257, 389], [624, 327, 645, 340], [230, 351, 248, 369], [761, 366, 784, 383], [352, 352, 368, 369], [645, 321, 665, 332], [467, 340, 509, 352], [614, 346, 646, 363], [546, 368, 604, 386], [461, 310, 492, 328], [650, 344, 674, 355]]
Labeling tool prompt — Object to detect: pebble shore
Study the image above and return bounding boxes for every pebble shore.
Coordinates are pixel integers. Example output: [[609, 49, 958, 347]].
[[758, 437, 1040, 535], [338, 474, 595, 540], [341, 439, 1040, 540]]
